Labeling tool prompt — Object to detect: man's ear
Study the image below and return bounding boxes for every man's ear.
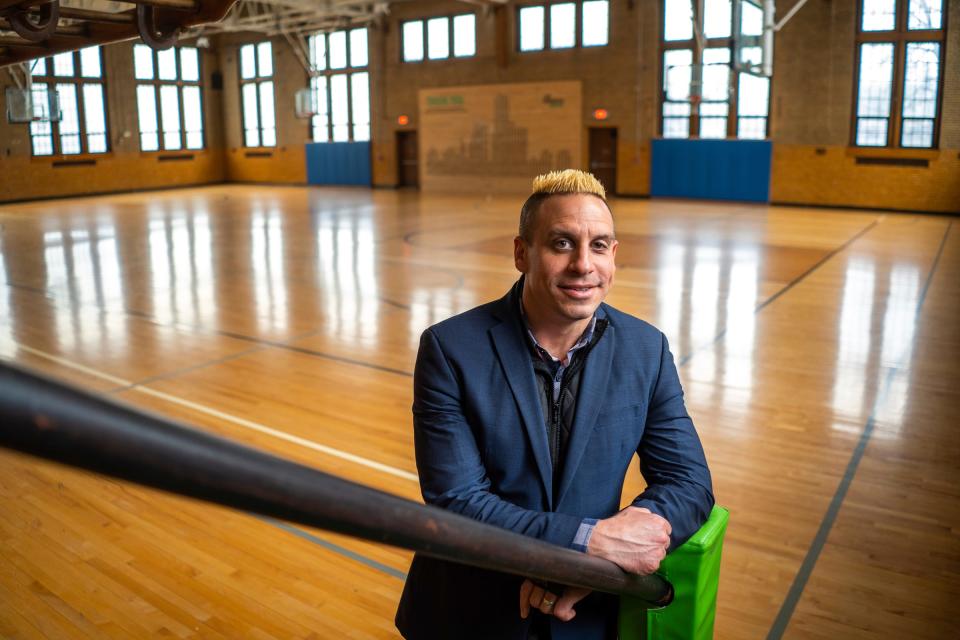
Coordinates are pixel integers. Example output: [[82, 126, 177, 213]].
[[514, 236, 528, 273]]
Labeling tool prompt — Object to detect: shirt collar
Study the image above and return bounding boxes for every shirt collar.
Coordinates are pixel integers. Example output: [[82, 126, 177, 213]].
[[519, 301, 598, 364]]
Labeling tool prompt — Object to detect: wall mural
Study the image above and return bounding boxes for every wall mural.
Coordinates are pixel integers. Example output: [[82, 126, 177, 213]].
[[418, 81, 582, 193]]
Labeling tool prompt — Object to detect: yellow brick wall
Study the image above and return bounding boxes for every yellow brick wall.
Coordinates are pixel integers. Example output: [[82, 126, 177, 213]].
[[772, 145, 960, 213], [1, 1, 957, 211], [0, 42, 226, 203], [769, 0, 960, 212]]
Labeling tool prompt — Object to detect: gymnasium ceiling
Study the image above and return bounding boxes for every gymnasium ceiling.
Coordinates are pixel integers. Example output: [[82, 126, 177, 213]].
[[0, 0, 508, 68]]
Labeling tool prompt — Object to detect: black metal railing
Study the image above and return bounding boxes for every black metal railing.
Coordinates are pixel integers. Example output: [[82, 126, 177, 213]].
[[0, 361, 673, 606]]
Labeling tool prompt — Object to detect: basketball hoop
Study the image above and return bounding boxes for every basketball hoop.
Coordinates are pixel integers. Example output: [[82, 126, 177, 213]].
[[5, 86, 61, 125], [295, 87, 318, 119]]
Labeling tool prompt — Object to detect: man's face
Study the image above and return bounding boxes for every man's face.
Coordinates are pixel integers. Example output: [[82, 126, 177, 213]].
[[514, 193, 618, 326]]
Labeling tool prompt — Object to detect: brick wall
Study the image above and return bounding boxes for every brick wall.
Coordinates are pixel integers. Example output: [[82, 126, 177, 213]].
[[1, 1, 956, 211], [0, 41, 226, 202], [769, 0, 959, 212]]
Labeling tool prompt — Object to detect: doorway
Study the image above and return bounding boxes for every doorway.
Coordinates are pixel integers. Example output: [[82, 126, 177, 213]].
[[588, 128, 617, 196], [396, 131, 419, 188]]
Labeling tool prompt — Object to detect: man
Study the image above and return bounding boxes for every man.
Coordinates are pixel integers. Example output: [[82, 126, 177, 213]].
[[396, 170, 713, 640]]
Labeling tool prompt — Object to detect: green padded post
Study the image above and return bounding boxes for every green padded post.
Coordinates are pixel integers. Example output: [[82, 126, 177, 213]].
[[619, 506, 730, 640]]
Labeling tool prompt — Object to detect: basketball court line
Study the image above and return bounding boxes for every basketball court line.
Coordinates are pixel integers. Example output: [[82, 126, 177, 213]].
[[256, 516, 408, 580], [765, 220, 952, 639], [678, 217, 881, 367], [7, 343, 419, 483], [3, 210, 927, 614], [3, 342, 420, 582]]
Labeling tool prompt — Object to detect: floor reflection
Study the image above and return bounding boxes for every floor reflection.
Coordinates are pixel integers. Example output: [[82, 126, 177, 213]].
[[833, 256, 876, 420]]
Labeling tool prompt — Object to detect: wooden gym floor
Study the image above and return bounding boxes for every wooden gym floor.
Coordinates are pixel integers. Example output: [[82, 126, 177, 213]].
[[0, 185, 957, 639]]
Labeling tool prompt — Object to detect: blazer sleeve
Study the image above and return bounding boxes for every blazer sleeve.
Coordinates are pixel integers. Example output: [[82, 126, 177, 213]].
[[630, 332, 715, 550], [412, 328, 583, 548]]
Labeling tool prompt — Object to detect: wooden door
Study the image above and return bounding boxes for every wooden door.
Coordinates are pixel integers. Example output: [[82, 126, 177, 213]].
[[588, 128, 617, 196], [396, 131, 419, 188]]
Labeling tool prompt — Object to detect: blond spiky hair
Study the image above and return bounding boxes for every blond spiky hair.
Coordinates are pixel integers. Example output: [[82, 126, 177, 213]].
[[531, 169, 606, 200], [518, 169, 610, 241]]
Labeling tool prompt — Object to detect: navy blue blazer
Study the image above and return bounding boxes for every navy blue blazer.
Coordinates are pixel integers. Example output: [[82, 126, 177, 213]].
[[396, 279, 713, 640]]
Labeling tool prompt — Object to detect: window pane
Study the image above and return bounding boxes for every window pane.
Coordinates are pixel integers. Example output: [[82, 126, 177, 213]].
[[53, 52, 74, 77], [134, 45, 154, 80], [739, 45, 764, 67], [312, 114, 330, 142], [737, 116, 767, 139], [353, 124, 370, 142], [157, 48, 177, 80], [30, 84, 53, 155], [79, 47, 101, 78], [453, 14, 477, 56], [329, 31, 347, 69], [702, 47, 731, 102], [240, 44, 257, 79], [56, 84, 81, 154], [31, 84, 52, 120], [242, 83, 260, 146], [704, 0, 732, 38], [31, 58, 46, 77], [428, 17, 450, 59], [549, 4, 576, 49], [699, 104, 728, 138], [180, 47, 200, 82], [330, 74, 349, 129], [159, 85, 182, 150], [311, 34, 327, 71], [908, 0, 942, 29], [82, 84, 107, 153], [519, 6, 545, 51], [183, 85, 203, 149], [740, 1, 763, 35], [312, 76, 329, 142], [856, 43, 894, 117], [737, 72, 769, 117], [856, 118, 889, 146], [902, 42, 940, 118], [664, 0, 694, 41], [31, 119, 54, 155], [901, 119, 934, 147], [403, 21, 424, 61], [663, 49, 693, 101], [351, 72, 370, 141], [663, 102, 691, 138], [258, 42, 273, 76], [582, 1, 609, 46], [862, 0, 896, 31], [331, 74, 349, 142], [350, 28, 368, 67], [137, 85, 159, 151], [259, 81, 275, 146]]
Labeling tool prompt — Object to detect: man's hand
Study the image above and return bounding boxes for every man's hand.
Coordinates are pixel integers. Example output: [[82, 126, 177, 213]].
[[587, 506, 671, 575], [518, 579, 591, 622]]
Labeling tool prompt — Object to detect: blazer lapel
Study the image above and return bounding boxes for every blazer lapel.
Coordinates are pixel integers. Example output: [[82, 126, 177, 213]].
[[489, 298, 554, 508], [556, 315, 614, 506]]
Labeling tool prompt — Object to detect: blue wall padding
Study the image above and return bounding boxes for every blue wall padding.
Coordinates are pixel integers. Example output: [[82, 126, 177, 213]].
[[651, 139, 772, 203], [305, 142, 371, 186]]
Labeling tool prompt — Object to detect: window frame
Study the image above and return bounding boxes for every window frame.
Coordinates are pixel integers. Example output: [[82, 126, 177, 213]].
[[400, 12, 477, 63], [29, 47, 110, 157], [134, 44, 205, 152], [516, 0, 611, 52], [851, 0, 948, 148], [239, 41, 276, 148], [310, 28, 371, 143], [657, 0, 771, 140]]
